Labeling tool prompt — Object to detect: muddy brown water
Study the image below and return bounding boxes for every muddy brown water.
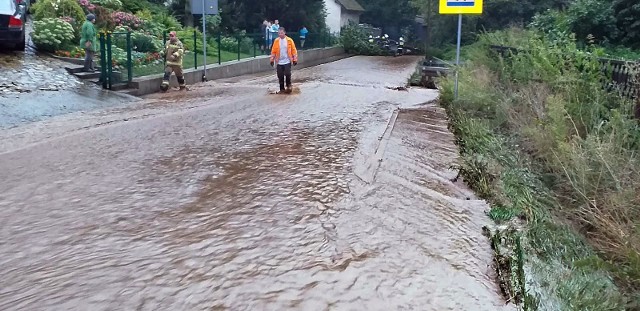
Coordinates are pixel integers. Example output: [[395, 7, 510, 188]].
[[0, 56, 514, 310]]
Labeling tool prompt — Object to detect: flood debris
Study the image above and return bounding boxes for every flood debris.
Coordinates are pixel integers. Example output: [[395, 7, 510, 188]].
[[0, 82, 32, 93], [483, 224, 532, 309], [385, 85, 409, 91]]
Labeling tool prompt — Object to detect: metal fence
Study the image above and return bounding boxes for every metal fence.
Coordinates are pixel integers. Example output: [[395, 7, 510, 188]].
[[99, 32, 133, 90], [99, 30, 337, 88]]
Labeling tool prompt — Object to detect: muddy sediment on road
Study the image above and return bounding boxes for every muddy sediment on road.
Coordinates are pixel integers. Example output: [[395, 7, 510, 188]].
[[0, 56, 514, 310]]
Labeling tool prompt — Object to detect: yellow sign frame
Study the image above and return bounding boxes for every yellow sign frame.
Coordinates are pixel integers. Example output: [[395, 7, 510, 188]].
[[439, 0, 483, 14]]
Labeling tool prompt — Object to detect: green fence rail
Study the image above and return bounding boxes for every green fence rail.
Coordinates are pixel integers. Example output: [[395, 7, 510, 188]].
[[99, 31, 133, 90], [99, 30, 337, 83]]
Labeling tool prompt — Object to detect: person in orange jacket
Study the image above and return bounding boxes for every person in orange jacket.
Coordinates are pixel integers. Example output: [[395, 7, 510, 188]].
[[270, 27, 298, 94]]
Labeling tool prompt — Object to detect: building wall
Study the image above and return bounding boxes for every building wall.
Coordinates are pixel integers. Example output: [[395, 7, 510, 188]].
[[340, 11, 360, 29], [324, 0, 342, 34]]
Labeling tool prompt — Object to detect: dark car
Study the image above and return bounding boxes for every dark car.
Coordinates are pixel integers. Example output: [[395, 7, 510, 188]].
[[0, 0, 26, 50]]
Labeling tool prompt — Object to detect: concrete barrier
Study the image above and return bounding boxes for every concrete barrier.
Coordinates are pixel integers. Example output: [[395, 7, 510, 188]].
[[128, 47, 348, 96]]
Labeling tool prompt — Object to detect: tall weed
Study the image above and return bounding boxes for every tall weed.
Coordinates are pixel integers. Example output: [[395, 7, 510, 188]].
[[440, 27, 640, 308]]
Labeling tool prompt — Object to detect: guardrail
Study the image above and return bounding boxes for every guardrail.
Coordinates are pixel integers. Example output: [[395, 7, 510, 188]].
[[420, 57, 451, 89]]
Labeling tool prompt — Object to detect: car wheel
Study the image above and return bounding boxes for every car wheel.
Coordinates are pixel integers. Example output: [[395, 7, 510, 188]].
[[15, 33, 26, 51]]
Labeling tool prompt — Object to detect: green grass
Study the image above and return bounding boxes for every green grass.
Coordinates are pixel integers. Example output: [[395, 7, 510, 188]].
[[445, 107, 630, 310], [132, 50, 255, 77], [437, 28, 639, 310]]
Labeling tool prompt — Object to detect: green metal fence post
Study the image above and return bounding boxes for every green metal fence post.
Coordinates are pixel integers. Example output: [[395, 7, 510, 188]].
[[193, 29, 198, 69], [126, 31, 132, 83], [253, 34, 256, 58], [99, 32, 107, 89], [237, 35, 240, 61], [217, 32, 221, 65], [106, 33, 113, 90]]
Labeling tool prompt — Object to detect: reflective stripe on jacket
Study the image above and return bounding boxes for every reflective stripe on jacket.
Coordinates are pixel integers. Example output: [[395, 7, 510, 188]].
[[165, 40, 184, 66], [270, 36, 298, 63]]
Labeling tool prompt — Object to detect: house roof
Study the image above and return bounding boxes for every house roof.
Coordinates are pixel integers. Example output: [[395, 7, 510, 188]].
[[336, 0, 365, 12]]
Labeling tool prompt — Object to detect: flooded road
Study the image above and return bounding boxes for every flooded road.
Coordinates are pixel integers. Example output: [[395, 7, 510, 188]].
[[0, 56, 512, 310], [0, 18, 138, 129]]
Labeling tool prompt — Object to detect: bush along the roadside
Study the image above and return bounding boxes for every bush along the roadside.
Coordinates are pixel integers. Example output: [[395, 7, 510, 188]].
[[31, 18, 76, 52], [32, 0, 85, 31], [439, 28, 640, 310], [339, 23, 383, 56]]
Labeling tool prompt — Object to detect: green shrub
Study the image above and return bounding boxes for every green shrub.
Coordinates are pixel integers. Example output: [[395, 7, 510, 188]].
[[93, 5, 115, 31], [152, 13, 182, 32], [171, 27, 215, 56], [141, 20, 165, 38], [109, 44, 127, 66], [205, 15, 221, 35], [32, 0, 85, 30], [603, 45, 640, 60], [31, 18, 76, 52], [134, 32, 162, 53], [112, 27, 162, 53], [134, 8, 153, 21], [219, 34, 253, 53], [91, 0, 122, 10], [121, 0, 146, 13], [174, 28, 198, 51], [339, 23, 383, 55]]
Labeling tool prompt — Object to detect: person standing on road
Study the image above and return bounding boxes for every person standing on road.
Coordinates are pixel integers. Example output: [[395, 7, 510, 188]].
[[160, 31, 186, 91], [80, 14, 97, 72], [270, 27, 298, 94], [299, 26, 308, 48], [260, 20, 268, 53], [264, 21, 272, 54]]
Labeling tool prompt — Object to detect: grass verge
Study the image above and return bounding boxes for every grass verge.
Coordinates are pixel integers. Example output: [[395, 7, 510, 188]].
[[439, 28, 640, 310]]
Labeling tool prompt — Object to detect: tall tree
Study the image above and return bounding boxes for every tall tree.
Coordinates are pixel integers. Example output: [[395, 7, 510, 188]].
[[359, 0, 415, 33], [565, 0, 618, 43], [613, 0, 640, 48], [476, 0, 565, 31], [170, 0, 327, 34], [410, 0, 570, 46], [217, 0, 326, 33]]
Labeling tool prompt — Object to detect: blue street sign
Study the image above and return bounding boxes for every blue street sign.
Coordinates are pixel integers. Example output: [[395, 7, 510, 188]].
[[447, 0, 474, 6], [440, 0, 482, 14]]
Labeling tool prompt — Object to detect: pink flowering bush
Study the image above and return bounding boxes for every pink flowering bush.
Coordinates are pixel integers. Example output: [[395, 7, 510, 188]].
[[111, 11, 142, 30], [77, 0, 95, 12]]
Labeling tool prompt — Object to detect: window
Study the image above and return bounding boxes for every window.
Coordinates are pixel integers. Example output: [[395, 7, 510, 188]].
[[0, 0, 17, 15]]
